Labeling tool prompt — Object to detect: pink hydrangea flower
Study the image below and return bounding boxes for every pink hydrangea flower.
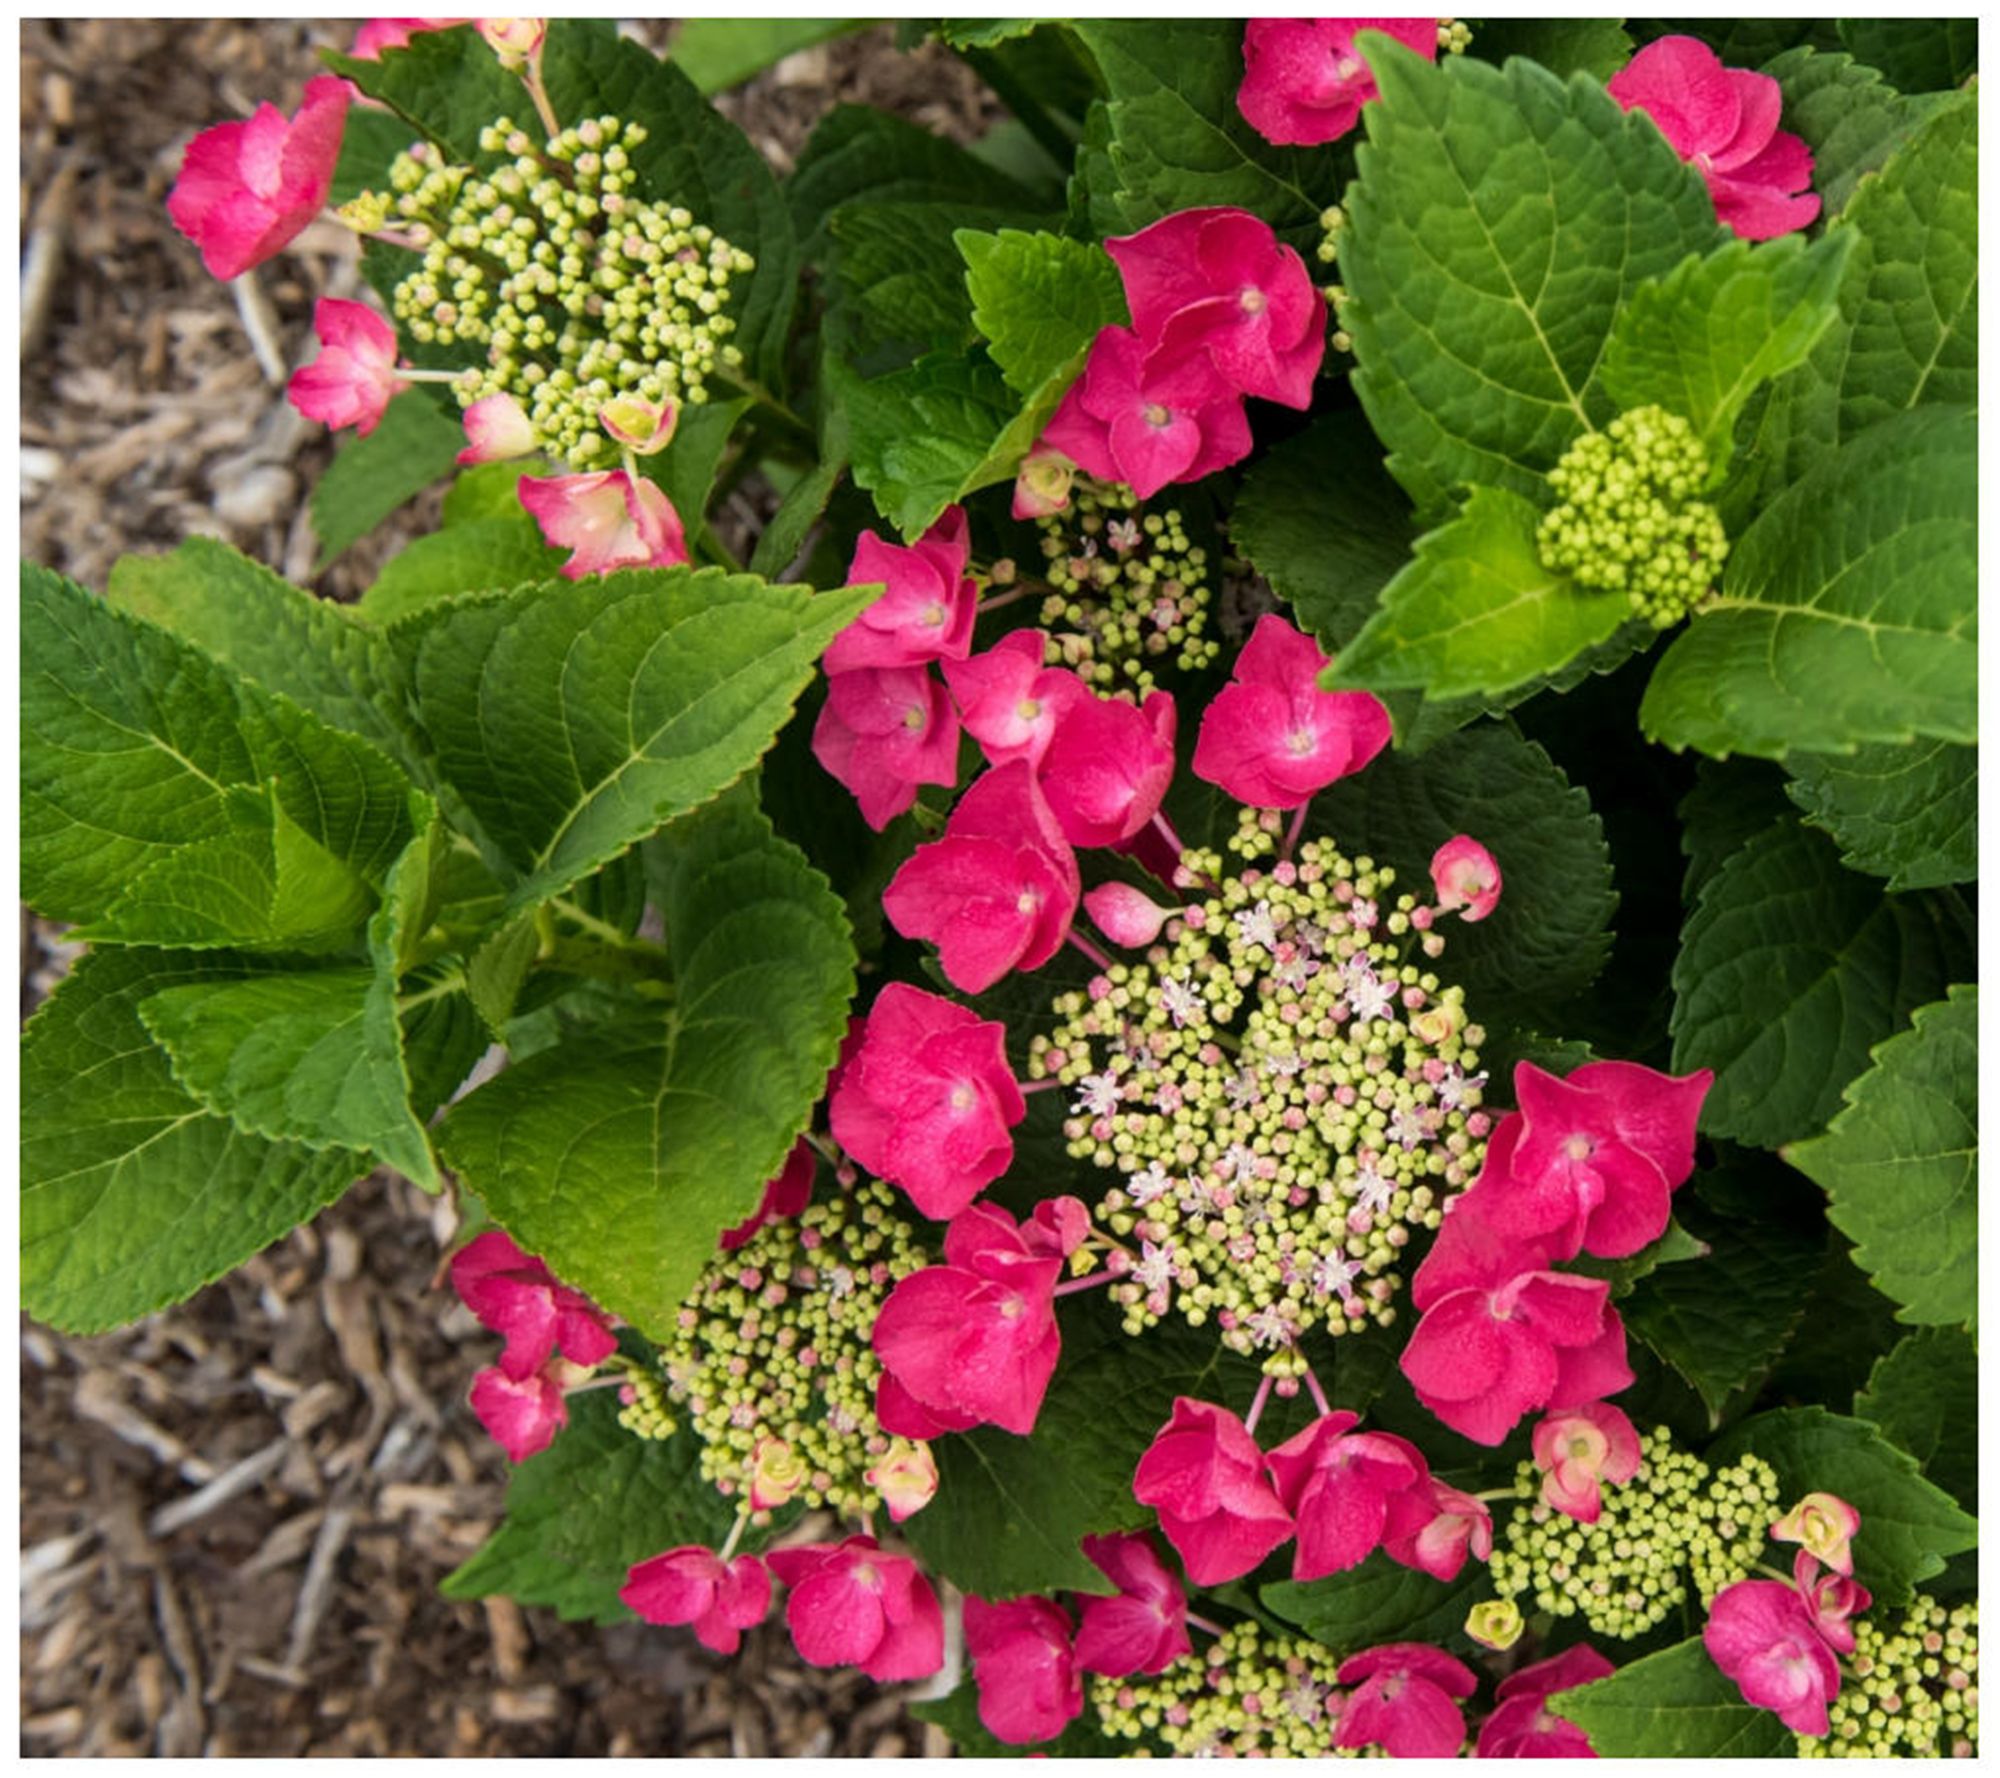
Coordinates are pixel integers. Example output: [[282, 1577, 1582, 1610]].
[[1793, 1548, 1871, 1655], [1012, 447, 1076, 520], [864, 1440, 940, 1523], [450, 1228, 617, 1381], [351, 17, 470, 58], [1704, 1578, 1842, 1735], [811, 663, 961, 832], [1607, 36, 1820, 241], [1771, 1492, 1861, 1577], [825, 507, 979, 673], [1039, 325, 1252, 500], [1531, 1401, 1643, 1523], [1035, 681, 1178, 849], [1237, 19, 1439, 148], [167, 74, 350, 281], [516, 469, 689, 579], [942, 631, 1070, 768], [872, 1198, 1085, 1437], [468, 1363, 568, 1463], [1106, 208, 1326, 409], [1132, 1397, 1295, 1586], [1333, 1642, 1476, 1759], [1380, 1475, 1493, 1582], [882, 761, 1081, 993], [287, 297, 401, 435], [827, 982, 1025, 1221], [1410, 1116, 1572, 1304], [1476, 1644, 1616, 1758], [1264, 1411, 1424, 1581], [766, 1537, 944, 1683], [457, 391, 537, 465], [1084, 882, 1178, 949], [1192, 614, 1392, 809], [598, 392, 677, 456], [1073, 1532, 1192, 1677], [963, 1596, 1084, 1746], [719, 1136, 816, 1252], [1430, 835, 1502, 922], [620, 1547, 773, 1655]]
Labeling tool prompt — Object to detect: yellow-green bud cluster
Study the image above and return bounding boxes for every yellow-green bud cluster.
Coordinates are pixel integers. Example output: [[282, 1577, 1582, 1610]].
[[1036, 480, 1222, 693], [1438, 18, 1475, 54], [1028, 808, 1487, 1373], [1800, 1595, 1978, 1759], [371, 117, 752, 467], [616, 1364, 678, 1441], [1317, 205, 1347, 267], [646, 1177, 932, 1519], [1537, 406, 1728, 629], [1487, 1428, 1781, 1638], [1091, 1621, 1360, 1758]]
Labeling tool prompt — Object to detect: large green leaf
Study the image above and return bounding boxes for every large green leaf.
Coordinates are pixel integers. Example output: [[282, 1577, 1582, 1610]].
[[359, 515, 569, 625], [835, 348, 1021, 538], [1835, 18, 1978, 94], [1783, 741, 1976, 894], [407, 565, 873, 909], [1263, 1549, 1486, 1654], [1676, 757, 1794, 903], [21, 948, 367, 1334], [958, 227, 1127, 397], [310, 389, 466, 569], [1644, 405, 1975, 761], [1670, 820, 1968, 1148], [669, 17, 867, 94], [1784, 986, 1976, 1332], [1340, 36, 1724, 521], [437, 792, 855, 1340], [1853, 1328, 1978, 1514], [1548, 1639, 1795, 1758], [322, 25, 519, 165], [1763, 47, 1950, 219]]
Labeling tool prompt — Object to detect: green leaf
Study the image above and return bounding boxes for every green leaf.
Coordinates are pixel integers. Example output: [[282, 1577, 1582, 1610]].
[[441, 1388, 742, 1624], [1763, 47, 1948, 219], [1853, 1328, 1978, 1514], [1784, 740, 1976, 893], [1470, 18, 1635, 81], [646, 395, 753, 538], [1643, 405, 1976, 761], [1340, 37, 1725, 521], [836, 349, 1018, 538], [1835, 19, 1977, 94], [1784, 986, 1976, 1332], [1704, 1406, 1978, 1605], [408, 565, 873, 908], [22, 948, 366, 1334], [669, 17, 867, 94], [1263, 1549, 1486, 1654], [1567, 1215, 1710, 1300], [1328, 486, 1627, 703], [826, 201, 993, 358], [322, 26, 519, 165], [466, 911, 540, 1038], [437, 792, 854, 1341], [1548, 1639, 1795, 1758], [1670, 820, 1969, 1148], [749, 456, 846, 581], [1600, 232, 1852, 479], [1676, 757, 1794, 903], [310, 389, 466, 569], [958, 227, 1127, 397], [359, 515, 569, 625], [329, 101, 416, 207]]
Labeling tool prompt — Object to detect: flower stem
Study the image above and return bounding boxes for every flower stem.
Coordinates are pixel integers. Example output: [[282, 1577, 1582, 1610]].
[[1068, 928, 1115, 973], [1054, 1270, 1116, 1298], [717, 1506, 752, 1564], [1019, 1076, 1064, 1097], [398, 366, 463, 385], [1185, 1611, 1228, 1638], [1243, 1373, 1275, 1438], [1301, 1361, 1331, 1418], [976, 584, 1036, 617], [1281, 799, 1313, 862]]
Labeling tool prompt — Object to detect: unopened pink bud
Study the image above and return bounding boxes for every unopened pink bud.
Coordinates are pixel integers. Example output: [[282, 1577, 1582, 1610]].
[[1085, 882, 1176, 948], [1011, 446, 1076, 520], [599, 392, 679, 455], [748, 1437, 808, 1511], [865, 1439, 940, 1522], [478, 16, 546, 63], [1430, 835, 1502, 921]]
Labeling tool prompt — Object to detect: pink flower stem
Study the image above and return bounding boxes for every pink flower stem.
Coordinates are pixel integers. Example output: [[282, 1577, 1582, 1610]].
[[1068, 929, 1116, 972], [1019, 1076, 1065, 1096], [1242, 1373, 1275, 1438], [1300, 1361, 1330, 1418], [1185, 1611, 1228, 1638], [520, 54, 563, 142], [975, 585, 1036, 617], [1280, 800, 1313, 862], [562, 1373, 630, 1396], [1473, 1487, 1519, 1503], [717, 1506, 752, 1564], [801, 1129, 842, 1167], [860, 1511, 877, 1542], [1150, 810, 1188, 859], [1054, 1270, 1116, 1298]]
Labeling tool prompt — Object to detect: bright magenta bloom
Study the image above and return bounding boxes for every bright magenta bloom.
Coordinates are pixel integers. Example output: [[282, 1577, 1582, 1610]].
[[287, 297, 401, 435], [1430, 834, 1502, 922], [1607, 36, 1820, 240], [1036, 681, 1178, 848], [766, 1537, 944, 1682], [1192, 614, 1391, 810], [882, 762, 1081, 992], [1410, 1116, 1570, 1304], [1771, 1491, 1862, 1577], [1531, 1400, 1643, 1523], [719, 1136, 816, 1252], [1132, 1397, 1294, 1586], [516, 469, 688, 579], [1073, 1532, 1192, 1677], [1265, 1410, 1423, 1580], [621, 1548, 772, 1655], [1380, 1475, 1492, 1581], [1039, 325, 1251, 500], [1333, 1641, 1476, 1758], [468, 1364, 567, 1463], [964, 1595, 1084, 1746], [811, 663, 961, 832], [827, 982, 1025, 1221], [1237, 19, 1438, 147], [1476, 1644, 1615, 1758], [450, 1228, 616, 1381], [1792, 1548, 1871, 1654], [943, 631, 1070, 768], [825, 507, 978, 673], [1105, 208, 1326, 409], [457, 391, 537, 465], [1704, 1578, 1842, 1735], [1083, 882, 1178, 949]]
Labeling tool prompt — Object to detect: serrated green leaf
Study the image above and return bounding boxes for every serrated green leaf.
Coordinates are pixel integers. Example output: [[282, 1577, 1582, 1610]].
[[669, 17, 867, 94], [1853, 1328, 1977, 1514], [328, 101, 414, 207], [1705, 1406, 1978, 1605], [321, 25, 518, 164], [958, 227, 1127, 397], [22, 948, 367, 1334], [646, 395, 752, 540], [1470, 18, 1635, 80], [466, 911, 540, 1038], [1763, 47, 1947, 219], [1784, 740, 1976, 893], [836, 349, 1019, 537], [1676, 757, 1796, 903], [409, 565, 873, 909], [1835, 19, 1978, 94], [749, 456, 846, 582], [1644, 405, 1975, 761], [359, 515, 569, 625], [1549, 1639, 1795, 1758], [825, 201, 991, 358], [1341, 37, 1725, 521], [1263, 1549, 1487, 1654], [1670, 820, 1968, 1148], [437, 792, 854, 1340], [1567, 1216, 1709, 1300], [1784, 986, 1976, 1332], [310, 389, 466, 569]]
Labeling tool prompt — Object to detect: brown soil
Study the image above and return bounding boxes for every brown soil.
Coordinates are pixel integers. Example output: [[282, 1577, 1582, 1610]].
[[19, 18, 1000, 1757]]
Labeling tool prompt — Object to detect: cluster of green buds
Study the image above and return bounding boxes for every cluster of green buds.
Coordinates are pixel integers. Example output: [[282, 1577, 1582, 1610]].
[[1537, 405, 1728, 629], [1437, 17, 1475, 53], [1091, 1621, 1357, 1758], [1034, 480, 1222, 693], [637, 1177, 932, 1519], [352, 115, 752, 468], [1802, 1595, 1978, 1759], [1029, 808, 1488, 1375], [1486, 1427, 1781, 1638]]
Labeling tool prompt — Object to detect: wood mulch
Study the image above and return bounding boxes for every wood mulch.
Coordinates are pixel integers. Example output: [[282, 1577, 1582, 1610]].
[[19, 17, 1000, 1758]]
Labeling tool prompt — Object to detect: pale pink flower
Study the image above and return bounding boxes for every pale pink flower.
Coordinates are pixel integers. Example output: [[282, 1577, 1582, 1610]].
[[1430, 834, 1502, 922], [287, 297, 402, 435], [598, 393, 678, 455], [1771, 1492, 1862, 1578], [457, 391, 537, 465], [478, 17, 546, 64], [865, 1441, 940, 1523], [1237, 19, 1439, 148], [1012, 447, 1076, 520], [1084, 882, 1178, 949], [516, 469, 689, 579], [1531, 1401, 1644, 1523]]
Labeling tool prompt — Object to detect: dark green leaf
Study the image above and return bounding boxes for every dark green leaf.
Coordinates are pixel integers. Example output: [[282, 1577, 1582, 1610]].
[[1676, 757, 1795, 903], [1549, 1639, 1795, 1758], [1263, 1549, 1486, 1654], [1763, 47, 1949, 219], [959, 226, 1127, 398], [1470, 18, 1635, 81], [749, 457, 846, 581], [835, 349, 1019, 538], [1784, 741, 1976, 893], [311, 389, 465, 569], [322, 26, 519, 164], [1835, 19, 1977, 94], [1853, 1328, 1978, 1514]]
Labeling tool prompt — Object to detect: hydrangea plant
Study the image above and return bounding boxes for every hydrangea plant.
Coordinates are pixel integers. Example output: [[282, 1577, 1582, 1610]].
[[21, 15, 1977, 1761]]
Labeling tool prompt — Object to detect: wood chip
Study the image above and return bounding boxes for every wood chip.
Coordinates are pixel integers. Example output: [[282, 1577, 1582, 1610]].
[[147, 1436, 287, 1538]]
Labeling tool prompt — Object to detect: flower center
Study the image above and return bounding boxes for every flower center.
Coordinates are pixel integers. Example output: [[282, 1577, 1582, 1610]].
[[1143, 402, 1173, 428], [949, 1083, 975, 1112], [1016, 888, 1042, 915], [1286, 725, 1317, 757], [1334, 53, 1362, 82], [1017, 697, 1041, 721], [902, 703, 926, 730], [1563, 1133, 1594, 1161], [921, 600, 946, 628], [1239, 286, 1268, 316]]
